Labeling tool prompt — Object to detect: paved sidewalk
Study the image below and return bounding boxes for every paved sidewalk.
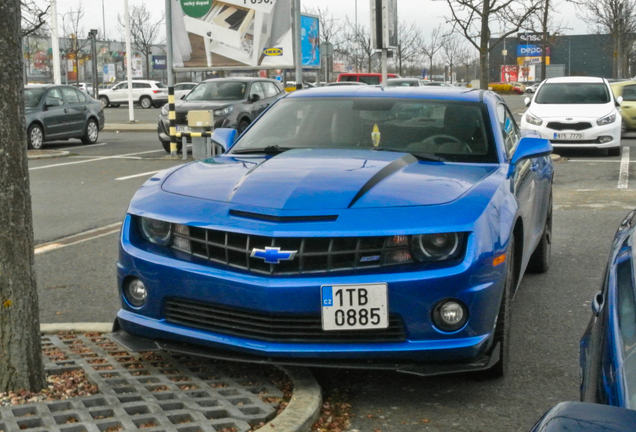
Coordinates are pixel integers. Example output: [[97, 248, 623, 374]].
[[0, 327, 321, 432]]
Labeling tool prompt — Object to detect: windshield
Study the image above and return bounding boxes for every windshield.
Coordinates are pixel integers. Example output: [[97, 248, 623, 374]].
[[387, 80, 419, 87], [185, 81, 246, 101], [535, 82, 611, 104], [230, 97, 497, 163], [24, 88, 45, 107]]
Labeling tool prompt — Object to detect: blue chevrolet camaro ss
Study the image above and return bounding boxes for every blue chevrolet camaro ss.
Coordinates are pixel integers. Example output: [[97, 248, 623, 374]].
[[113, 86, 553, 378]]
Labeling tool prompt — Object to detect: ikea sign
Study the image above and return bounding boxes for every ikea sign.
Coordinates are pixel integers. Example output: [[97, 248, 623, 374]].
[[517, 45, 550, 57], [263, 47, 283, 57]]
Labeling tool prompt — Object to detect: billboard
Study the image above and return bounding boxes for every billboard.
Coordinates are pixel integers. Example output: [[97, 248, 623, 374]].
[[301, 14, 320, 68], [501, 65, 519, 82], [370, 0, 398, 49], [153, 55, 167, 70], [171, 0, 293, 69]]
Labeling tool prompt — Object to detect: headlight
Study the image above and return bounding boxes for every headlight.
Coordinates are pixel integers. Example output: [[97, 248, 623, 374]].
[[525, 113, 543, 126], [161, 104, 169, 116], [139, 217, 172, 246], [214, 106, 233, 116], [410, 233, 462, 262], [597, 112, 617, 126], [432, 300, 468, 332]]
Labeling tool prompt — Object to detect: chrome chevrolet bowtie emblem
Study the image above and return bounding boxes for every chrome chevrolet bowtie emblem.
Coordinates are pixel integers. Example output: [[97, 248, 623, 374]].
[[251, 247, 297, 264]]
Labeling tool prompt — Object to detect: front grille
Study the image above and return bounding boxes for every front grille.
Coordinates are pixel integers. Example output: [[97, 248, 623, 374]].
[[164, 298, 407, 343], [172, 226, 413, 275], [546, 121, 592, 131], [550, 138, 602, 144]]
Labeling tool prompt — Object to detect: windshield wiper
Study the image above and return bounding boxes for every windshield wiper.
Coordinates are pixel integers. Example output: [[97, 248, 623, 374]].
[[372, 147, 445, 162], [232, 145, 291, 155]]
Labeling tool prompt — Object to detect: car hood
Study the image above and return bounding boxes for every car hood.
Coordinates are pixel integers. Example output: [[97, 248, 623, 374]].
[[528, 102, 615, 119], [160, 149, 497, 210], [176, 99, 242, 111]]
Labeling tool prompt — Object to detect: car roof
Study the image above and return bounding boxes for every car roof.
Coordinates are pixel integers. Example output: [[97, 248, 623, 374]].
[[286, 86, 488, 103], [202, 77, 278, 83], [545, 76, 607, 84]]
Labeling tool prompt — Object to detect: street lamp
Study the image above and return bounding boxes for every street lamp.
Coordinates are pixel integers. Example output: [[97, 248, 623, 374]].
[[88, 29, 98, 99]]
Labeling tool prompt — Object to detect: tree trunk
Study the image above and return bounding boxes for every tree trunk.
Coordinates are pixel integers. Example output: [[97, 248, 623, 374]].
[[479, 0, 490, 89], [0, 0, 45, 393]]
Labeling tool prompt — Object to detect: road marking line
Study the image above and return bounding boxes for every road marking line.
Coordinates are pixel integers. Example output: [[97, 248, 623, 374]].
[[618, 146, 630, 189], [35, 222, 122, 255], [29, 150, 165, 171], [116, 170, 160, 181], [59, 142, 108, 150]]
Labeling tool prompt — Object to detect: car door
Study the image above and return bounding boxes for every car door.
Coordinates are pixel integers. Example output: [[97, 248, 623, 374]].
[[261, 81, 282, 109], [60, 87, 87, 135], [620, 84, 636, 128], [40, 88, 68, 139], [110, 82, 128, 103], [248, 82, 268, 119]]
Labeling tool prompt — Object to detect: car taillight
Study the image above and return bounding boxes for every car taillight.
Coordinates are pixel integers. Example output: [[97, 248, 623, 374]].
[[153, 90, 160, 93]]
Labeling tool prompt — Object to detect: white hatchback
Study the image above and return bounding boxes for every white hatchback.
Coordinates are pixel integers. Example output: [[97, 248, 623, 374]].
[[520, 76, 623, 156]]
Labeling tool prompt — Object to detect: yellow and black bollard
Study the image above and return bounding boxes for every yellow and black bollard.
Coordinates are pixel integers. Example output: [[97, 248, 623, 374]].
[[168, 86, 178, 157]]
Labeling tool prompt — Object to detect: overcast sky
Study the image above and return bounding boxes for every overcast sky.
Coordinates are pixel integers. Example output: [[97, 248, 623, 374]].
[[36, 0, 589, 42]]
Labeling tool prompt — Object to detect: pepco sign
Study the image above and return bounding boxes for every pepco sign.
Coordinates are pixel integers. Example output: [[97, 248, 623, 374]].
[[517, 45, 550, 57]]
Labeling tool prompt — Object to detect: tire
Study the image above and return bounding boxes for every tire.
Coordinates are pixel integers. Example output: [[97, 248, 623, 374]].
[[483, 237, 514, 379], [140, 96, 153, 109], [81, 119, 99, 144], [99, 96, 109, 107], [161, 140, 182, 153], [237, 119, 250, 135], [527, 194, 552, 273], [27, 123, 44, 150], [607, 146, 621, 157]]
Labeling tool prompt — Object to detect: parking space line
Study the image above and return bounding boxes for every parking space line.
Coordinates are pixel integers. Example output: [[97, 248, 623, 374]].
[[116, 171, 160, 181], [58, 142, 108, 150], [618, 146, 630, 189], [29, 150, 165, 171], [34, 222, 122, 255]]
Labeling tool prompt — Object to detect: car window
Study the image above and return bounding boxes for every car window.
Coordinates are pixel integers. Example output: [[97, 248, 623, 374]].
[[249, 82, 266, 100], [45, 88, 64, 106], [623, 85, 636, 101], [133, 82, 151, 89], [232, 97, 497, 163], [360, 76, 381, 85], [496, 104, 520, 157], [185, 81, 246, 101], [115, 83, 128, 90], [61, 87, 80, 103], [341, 75, 357, 82], [24, 88, 46, 107], [76, 89, 88, 102], [154, 82, 166, 88], [262, 82, 280, 98], [535, 82, 611, 104]]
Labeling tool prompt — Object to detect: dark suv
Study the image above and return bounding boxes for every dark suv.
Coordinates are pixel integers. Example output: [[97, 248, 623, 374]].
[[158, 77, 284, 152]]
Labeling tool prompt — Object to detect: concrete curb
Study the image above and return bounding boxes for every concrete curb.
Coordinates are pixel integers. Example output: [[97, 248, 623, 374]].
[[40, 322, 322, 432], [27, 150, 71, 160]]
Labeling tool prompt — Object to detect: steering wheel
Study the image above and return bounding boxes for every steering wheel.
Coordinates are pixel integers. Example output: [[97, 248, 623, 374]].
[[409, 134, 472, 153]]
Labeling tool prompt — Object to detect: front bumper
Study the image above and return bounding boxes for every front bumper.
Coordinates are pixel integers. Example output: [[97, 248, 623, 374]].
[[158, 116, 231, 143], [521, 118, 622, 149]]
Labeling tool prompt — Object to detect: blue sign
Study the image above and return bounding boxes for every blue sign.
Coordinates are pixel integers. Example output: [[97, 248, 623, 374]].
[[301, 15, 320, 67], [152, 55, 167, 70], [322, 286, 333, 307], [517, 45, 550, 57]]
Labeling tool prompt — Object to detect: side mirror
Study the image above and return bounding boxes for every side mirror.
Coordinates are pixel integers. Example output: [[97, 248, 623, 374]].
[[250, 94, 261, 103], [510, 136, 552, 167], [616, 96, 623, 106], [211, 128, 238, 152], [524, 96, 531, 107]]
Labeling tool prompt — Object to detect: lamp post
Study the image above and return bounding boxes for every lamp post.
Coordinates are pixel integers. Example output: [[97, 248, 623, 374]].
[[88, 29, 98, 99], [50, 0, 61, 84]]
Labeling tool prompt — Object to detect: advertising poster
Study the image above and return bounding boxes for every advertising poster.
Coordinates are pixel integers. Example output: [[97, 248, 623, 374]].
[[171, 0, 294, 69], [301, 14, 320, 68], [132, 57, 143, 78], [501, 65, 519, 82]]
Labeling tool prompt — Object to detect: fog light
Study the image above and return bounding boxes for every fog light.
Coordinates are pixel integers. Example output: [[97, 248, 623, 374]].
[[125, 279, 147, 307], [599, 136, 613, 143], [432, 300, 468, 332]]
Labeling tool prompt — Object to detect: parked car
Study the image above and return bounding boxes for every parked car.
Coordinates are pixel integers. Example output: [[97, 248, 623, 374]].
[[113, 85, 554, 378], [158, 77, 284, 153], [526, 82, 542, 94], [386, 78, 425, 87], [580, 207, 636, 408], [336, 72, 400, 84], [529, 402, 636, 432], [24, 84, 105, 150], [173, 82, 198, 100], [325, 81, 368, 86], [520, 76, 622, 156], [422, 81, 456, 87], [610, 80, 636, 133], [98, 80, 168, 109]]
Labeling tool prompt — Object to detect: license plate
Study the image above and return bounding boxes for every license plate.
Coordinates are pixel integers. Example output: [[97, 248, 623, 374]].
[[176, 125, 191, 133], [554, 132, 584, 139], [321, 283, 388, 331]]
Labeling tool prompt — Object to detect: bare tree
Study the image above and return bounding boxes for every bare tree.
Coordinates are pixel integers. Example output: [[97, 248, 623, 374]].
[[60, 1, 90, 84], [343, 17, 375, 73], [421, 25, 445, 80], [0, 0, 46, 393], [576, 0, 636, 78], [522, 0, 568, 80], [442, 0, 542, 88], [393, 21, 423, 76], [21, 0, 48, 37], [118, 3, 164, 79], [441, 34, 467, 83]]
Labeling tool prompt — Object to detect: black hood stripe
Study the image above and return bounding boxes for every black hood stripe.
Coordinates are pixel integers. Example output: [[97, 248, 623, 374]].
[[348, 154, 418, 208]]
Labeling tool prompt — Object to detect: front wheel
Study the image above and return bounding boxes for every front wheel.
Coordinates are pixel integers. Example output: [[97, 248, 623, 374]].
[[27, 124, 44, 149], [140, 96, 153, 109], [81, 119, 99, 144], [237, 119, 250, 135], [607, 146, 621, 157]]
